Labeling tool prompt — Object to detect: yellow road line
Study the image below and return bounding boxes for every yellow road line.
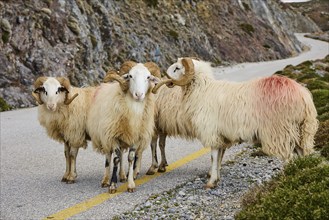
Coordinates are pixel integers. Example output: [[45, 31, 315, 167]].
[[44, 147, 210, 220]]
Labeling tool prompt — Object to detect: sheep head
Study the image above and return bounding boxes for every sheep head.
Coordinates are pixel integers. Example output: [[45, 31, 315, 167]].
[[32, 76, 79, 111], [166, 58, 195, 86], [104, 61, 172, 98]]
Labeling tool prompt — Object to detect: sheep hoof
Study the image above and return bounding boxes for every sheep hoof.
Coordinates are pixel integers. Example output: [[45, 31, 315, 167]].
[[109, 188, 117, 194], [146, 169, 156, 175], [204, 183, 215, 189], [61, 177, 68, 182], [120, 178, 127, 183], [127, 188, 135, 193], [66, 180, 75, 184], [109, 189, 116, 194], [158, 166, 166, 173], [101, 183, 110, 188]]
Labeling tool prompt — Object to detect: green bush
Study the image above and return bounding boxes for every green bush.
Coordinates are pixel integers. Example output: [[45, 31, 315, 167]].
[[312, 89, 329, 109], [320, 144, 329, 161], [307, 79, 329, 91], [0, 97, 11, 112], [236, 156, 329, 220]]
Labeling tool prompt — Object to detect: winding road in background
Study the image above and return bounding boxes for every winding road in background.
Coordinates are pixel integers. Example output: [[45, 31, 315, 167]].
[[1, 34, 328, 220]]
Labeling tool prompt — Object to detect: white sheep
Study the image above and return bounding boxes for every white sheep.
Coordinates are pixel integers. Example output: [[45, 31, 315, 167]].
[[32, 76, 132, 187], [32, 77, 94, 184], [163, 57, 318, 188], [87, 61, 169, 193], [146, 59, 215, 175]]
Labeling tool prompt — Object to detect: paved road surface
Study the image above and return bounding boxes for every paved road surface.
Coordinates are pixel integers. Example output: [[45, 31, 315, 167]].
[[0, 34, 328, 220]]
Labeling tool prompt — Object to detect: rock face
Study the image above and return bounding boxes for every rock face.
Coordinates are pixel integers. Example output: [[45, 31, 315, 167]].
[[286, 0, 329, 32], [0, 0, 320, 109]]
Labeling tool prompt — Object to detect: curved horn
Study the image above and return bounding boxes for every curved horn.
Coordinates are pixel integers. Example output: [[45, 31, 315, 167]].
[[32, 76, 48, 105], [103, 70, 120, 83], [103, 73, 129, 92], [34, 76, 48, 88], [167, 58, 195, 86], [32, 90, 43, 105], [144, 62, 161, 78], [152, 79, 173, 94], [64, 93, 79, 105], [119, 61, 137, 75]]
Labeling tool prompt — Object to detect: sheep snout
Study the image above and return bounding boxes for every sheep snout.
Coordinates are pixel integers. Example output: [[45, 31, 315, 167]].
[[47, 103, 57, 111], [134, 92, 145, 101]]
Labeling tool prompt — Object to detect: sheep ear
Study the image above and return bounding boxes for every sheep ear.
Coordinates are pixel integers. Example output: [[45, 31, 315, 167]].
[[58, 86, 69, 93], [119, 61, 137, 75], [149, 75, 160, 84], [144, 62, 161, 78], [122, 74, 130, 81], [34, 87, 45, 93]]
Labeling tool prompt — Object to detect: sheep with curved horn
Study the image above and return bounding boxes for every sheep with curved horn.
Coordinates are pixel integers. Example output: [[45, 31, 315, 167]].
[[32, 76, 96, 184], [146, 58, 215, 175], [163, 57, 318, 189], [87, 61, 172, 193]]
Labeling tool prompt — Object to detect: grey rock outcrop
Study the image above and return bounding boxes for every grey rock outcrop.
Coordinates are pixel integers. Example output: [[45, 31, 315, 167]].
[[0, 0, 320, 109]]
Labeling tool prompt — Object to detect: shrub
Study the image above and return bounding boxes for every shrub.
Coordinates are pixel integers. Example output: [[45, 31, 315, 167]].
[[312, 89, 329, 109], [315, 120, 329, 147], [320, 144, 329, 161], [236, 156, 329, 220], [239, 23, 255, 36], [307, 79, 329, 91], [0, 97, 11, 112]]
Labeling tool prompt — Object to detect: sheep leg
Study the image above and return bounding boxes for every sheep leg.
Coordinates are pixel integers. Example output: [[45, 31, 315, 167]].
[[133, 150, 142, 179], [206, 148, 219, 189], [216, 148, 226, 181], [119, 150, 127, 182], [127, 147, 136, 193], [101, 153, 112, 187], [61, 142, 70, 182], [146, 135, 159, 175], [158, 133, 168, 173], [109, 152, 120, 194], [66, 147, 79, 184]]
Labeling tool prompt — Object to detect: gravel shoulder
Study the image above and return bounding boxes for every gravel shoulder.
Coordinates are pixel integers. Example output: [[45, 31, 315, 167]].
[[115, 144, 283, 220]]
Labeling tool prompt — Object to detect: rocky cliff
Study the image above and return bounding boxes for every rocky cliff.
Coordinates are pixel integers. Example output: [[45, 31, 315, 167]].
[[0, 0, 320, 109], [287, 0, 329, 32]]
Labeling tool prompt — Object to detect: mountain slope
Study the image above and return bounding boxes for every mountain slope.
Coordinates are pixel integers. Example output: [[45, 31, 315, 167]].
[[0, 0, 320, 108]]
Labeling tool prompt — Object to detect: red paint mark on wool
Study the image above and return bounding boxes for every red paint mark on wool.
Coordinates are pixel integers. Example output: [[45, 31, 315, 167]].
[[255, 75, 300, 112]]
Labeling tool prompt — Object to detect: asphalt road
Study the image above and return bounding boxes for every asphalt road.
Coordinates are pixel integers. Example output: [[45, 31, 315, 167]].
[[1, 34, 328, 220]]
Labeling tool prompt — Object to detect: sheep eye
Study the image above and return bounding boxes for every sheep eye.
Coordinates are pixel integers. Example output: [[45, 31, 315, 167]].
[[147, 76, 150, 80], [129, 75, 132, 78], [45, 91, 48, 96], [174, 67, 180, 72]]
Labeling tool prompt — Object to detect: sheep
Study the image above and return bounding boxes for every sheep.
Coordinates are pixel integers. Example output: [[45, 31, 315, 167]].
[[32, 76, 131, 187], [146, 59, 215, 175], [163, 57, 318, 188], [32, 76, 94, 184], [87, 61, 169, 193]]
